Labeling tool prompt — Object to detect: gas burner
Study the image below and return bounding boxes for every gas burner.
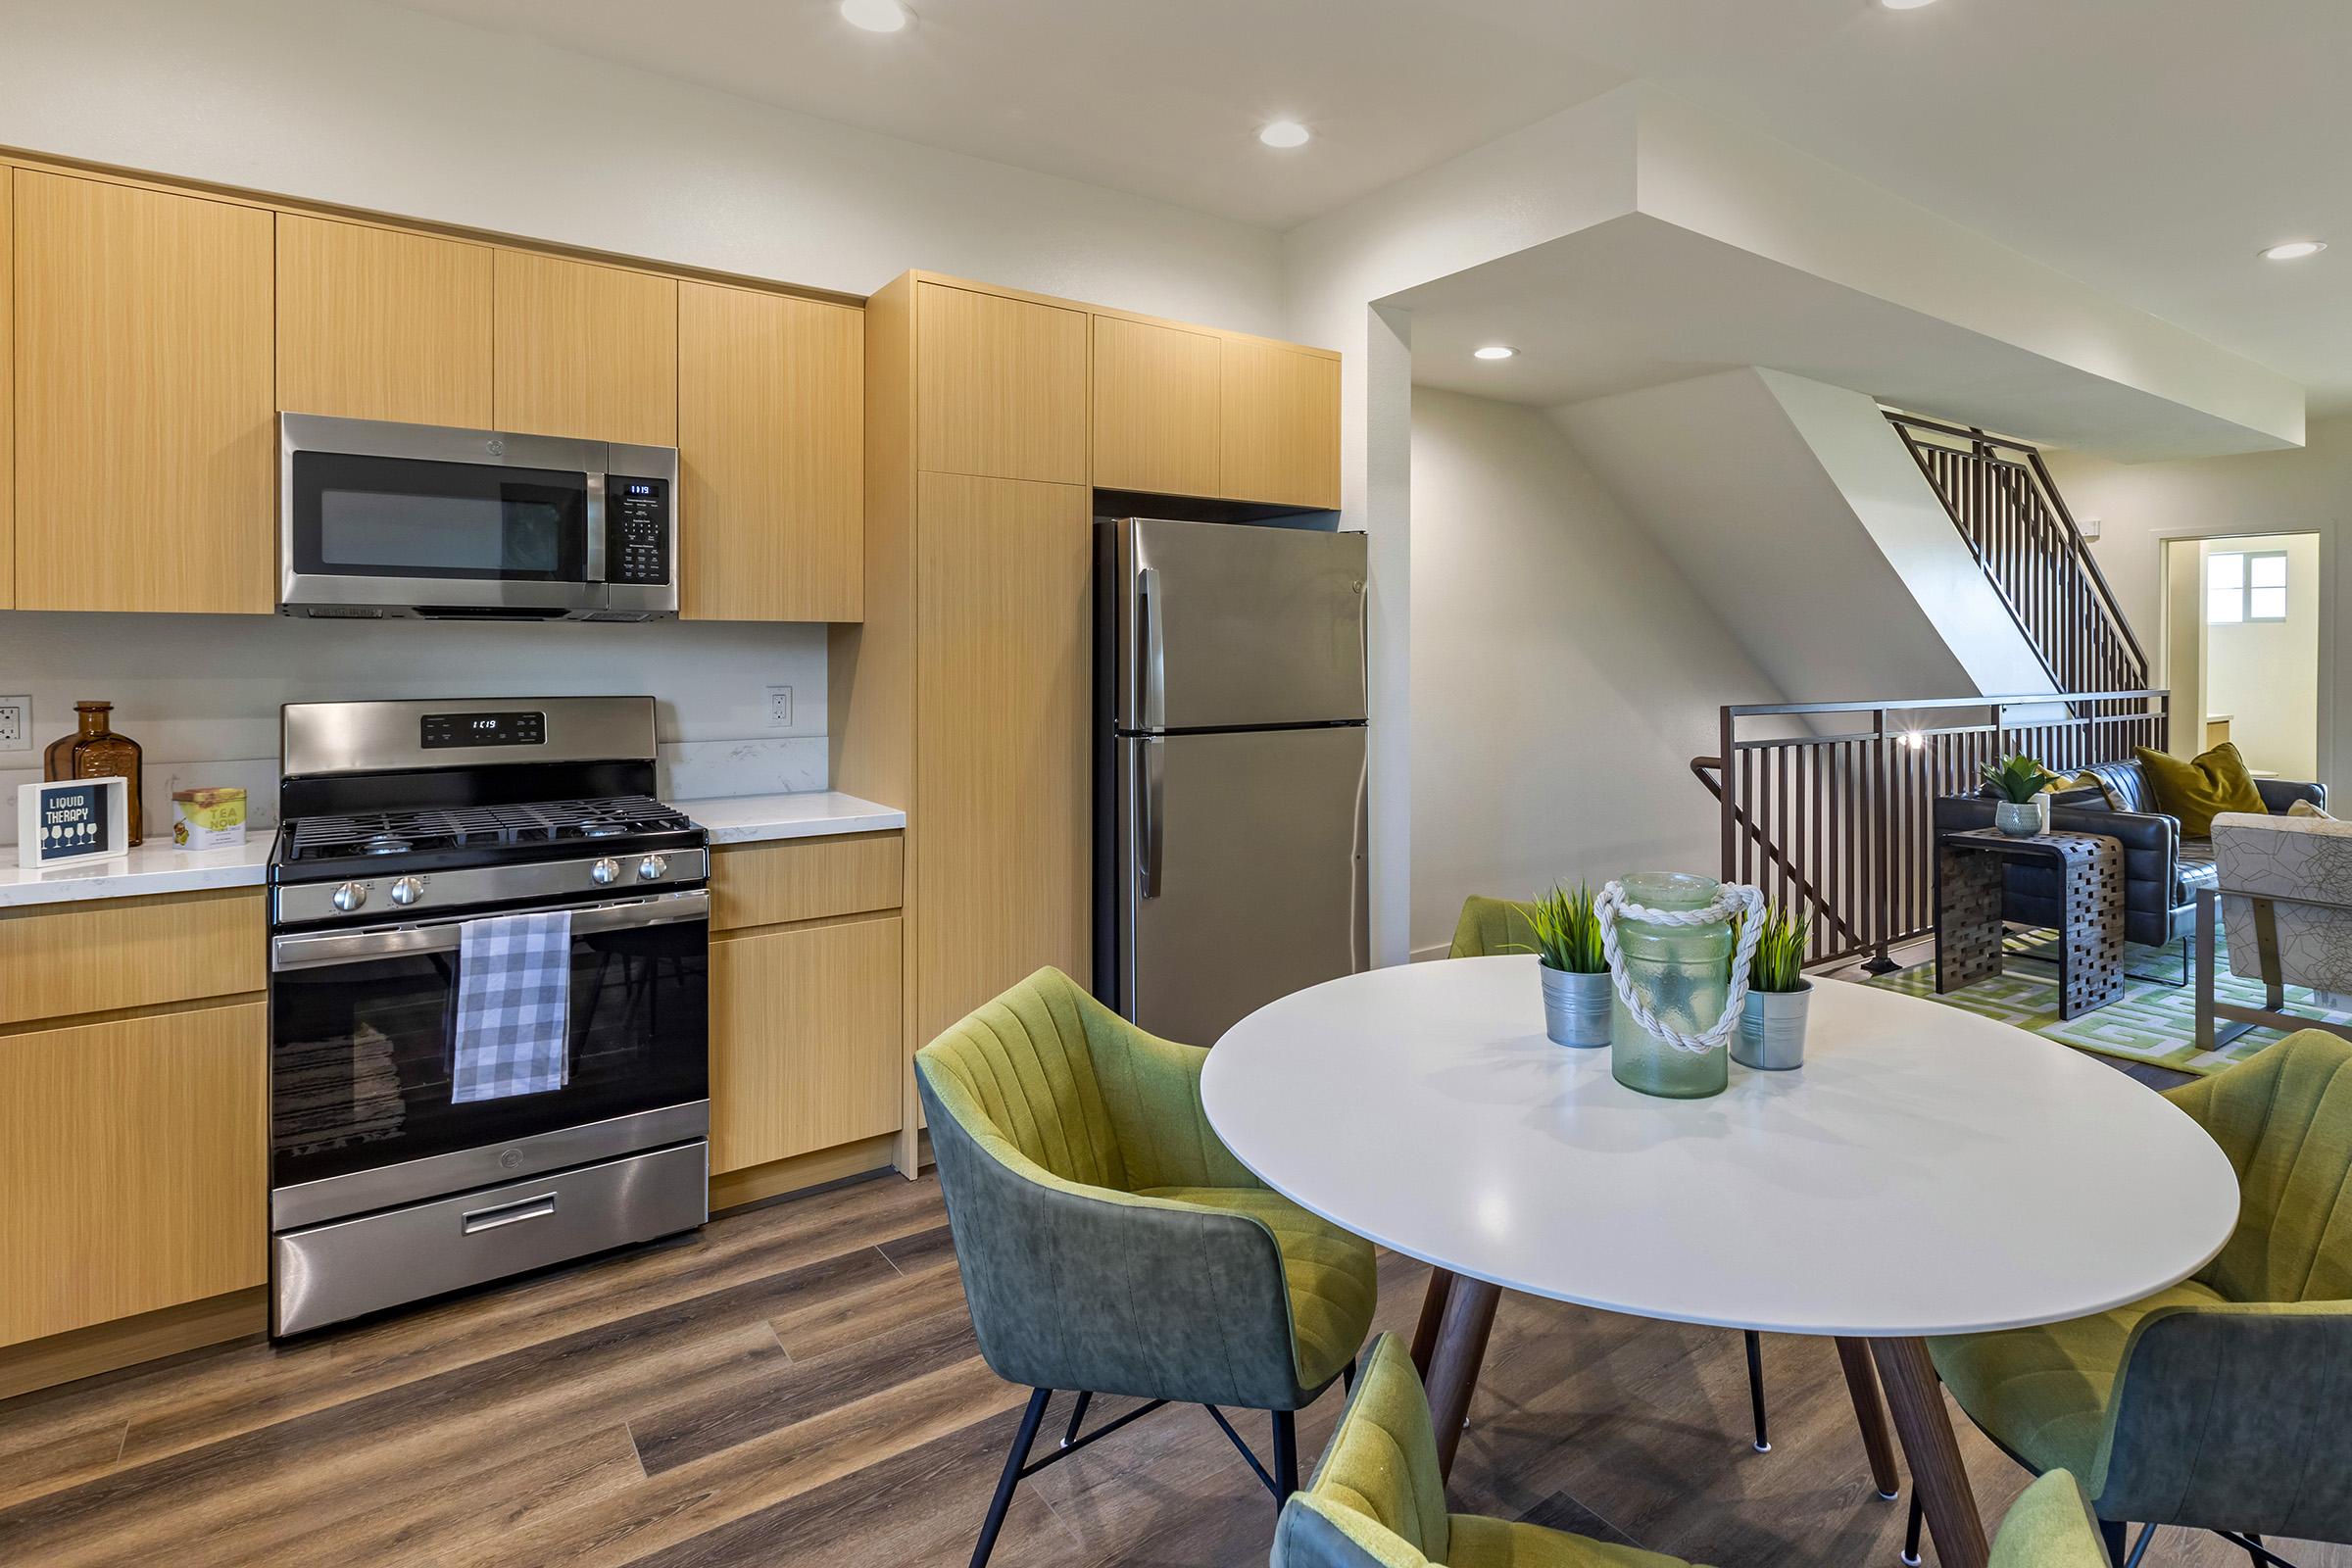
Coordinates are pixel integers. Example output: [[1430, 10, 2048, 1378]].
[[361, 834, 414, 856], [278, 794, 699, 867], [579, 820, 630, 838]]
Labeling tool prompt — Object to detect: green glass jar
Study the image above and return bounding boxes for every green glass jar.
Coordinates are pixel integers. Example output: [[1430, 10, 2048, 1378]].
[[1609, 872, 1734, 1100]]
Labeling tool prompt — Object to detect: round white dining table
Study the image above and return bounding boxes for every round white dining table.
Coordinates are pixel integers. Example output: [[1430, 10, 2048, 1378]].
[[1202, 956, 2240, 1568]]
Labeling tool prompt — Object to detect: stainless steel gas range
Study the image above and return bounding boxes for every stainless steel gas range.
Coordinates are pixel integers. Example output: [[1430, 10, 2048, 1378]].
[[266, 696, 710, 1337]]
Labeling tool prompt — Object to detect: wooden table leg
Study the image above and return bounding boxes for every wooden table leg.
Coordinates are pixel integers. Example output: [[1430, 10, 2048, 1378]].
[[1424, 1276, 1501, 1481], [1410, 1268, 1456, 1377], [1834, 1336, 1902, 1500], [1871, 1336, 1989, 1568]]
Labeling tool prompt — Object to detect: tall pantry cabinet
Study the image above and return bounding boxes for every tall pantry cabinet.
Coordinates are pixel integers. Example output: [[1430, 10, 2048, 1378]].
[[832, 275, 1093, 1172]]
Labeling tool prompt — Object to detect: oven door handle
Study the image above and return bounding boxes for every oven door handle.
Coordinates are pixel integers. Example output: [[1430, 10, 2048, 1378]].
[[270, 889, 710, 972]]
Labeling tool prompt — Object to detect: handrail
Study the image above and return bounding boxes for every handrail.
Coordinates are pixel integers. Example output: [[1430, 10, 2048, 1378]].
[[1701, 688, 2171, 969], [1885, 412, 2147, 699], [1690, 756, 1866, 950]]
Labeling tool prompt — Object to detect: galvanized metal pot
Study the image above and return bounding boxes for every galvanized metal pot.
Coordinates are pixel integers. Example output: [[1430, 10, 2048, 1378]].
[[1539, 963, 1612, 1049], [1734, 980, 1812, 1071]]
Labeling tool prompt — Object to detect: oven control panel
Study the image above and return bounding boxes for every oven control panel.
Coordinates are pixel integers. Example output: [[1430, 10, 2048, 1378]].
[[420, 710, 547, 750], [605, 476, 671, 586]]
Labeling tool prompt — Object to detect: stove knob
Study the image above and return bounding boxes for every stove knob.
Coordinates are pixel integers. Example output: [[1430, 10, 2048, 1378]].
[[636, 854, 668, 882], [331, 881, 368, 913], [590, 857, 622, 887], [390, 876, 425, 907]]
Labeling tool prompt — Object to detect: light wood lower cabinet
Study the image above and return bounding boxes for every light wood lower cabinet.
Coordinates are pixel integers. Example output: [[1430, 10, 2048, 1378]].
[[710, 915, 904, 1175], [0, 1001, 268, 1348], [0, 888, 265, 1029], [12, 170, 275, 613]]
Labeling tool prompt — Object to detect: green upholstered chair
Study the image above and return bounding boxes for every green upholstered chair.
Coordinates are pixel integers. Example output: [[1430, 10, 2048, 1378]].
[[916, 966, 1380, 1567], [1918, 1029, 2352, 1567], [1275, 1333, 2110, 1568], [1447, 896, 1536, 959]]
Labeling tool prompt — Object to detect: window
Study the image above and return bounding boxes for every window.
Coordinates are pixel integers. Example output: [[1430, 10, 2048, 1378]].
[[2209, 550, 2288, 625]]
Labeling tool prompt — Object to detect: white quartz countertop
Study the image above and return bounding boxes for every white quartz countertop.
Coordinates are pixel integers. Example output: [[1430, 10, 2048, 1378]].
[[0, 838, 274, 910], [0, 791, 904, 910], [675, 790, 905, 845]]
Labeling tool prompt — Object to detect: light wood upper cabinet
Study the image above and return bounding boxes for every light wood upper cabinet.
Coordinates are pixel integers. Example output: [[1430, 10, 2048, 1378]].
[[912, 471, 1090, 1045], [13, 171, 275, 614], [710, 914, 903, 1174], [677, 281, 863, 622], [0, 1001, 268, 1347], [0, 172, 13, 610], [1220, 338, 1342, 510], [1092, 315, 1220, 498], [277, 215, 493, 427], [915, 282, 1087, 485], [493, 250, 676, 445]]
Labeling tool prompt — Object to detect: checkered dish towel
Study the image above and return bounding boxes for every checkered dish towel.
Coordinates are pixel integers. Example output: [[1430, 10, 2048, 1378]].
[[451, 910, 573, 1103]]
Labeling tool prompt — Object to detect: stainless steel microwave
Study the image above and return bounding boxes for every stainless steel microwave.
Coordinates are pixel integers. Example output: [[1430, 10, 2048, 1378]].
[[278, 414, 679, 621]]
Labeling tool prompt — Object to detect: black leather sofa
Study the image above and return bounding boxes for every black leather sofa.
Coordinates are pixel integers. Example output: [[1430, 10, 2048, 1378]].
[[1934, 759, 2327, 951]]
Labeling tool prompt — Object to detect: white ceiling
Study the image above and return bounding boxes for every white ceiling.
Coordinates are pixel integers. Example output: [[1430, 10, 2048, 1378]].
[[1396, 215, 2289, 462], [394, 0, 2352, 409], [381, 0, 1628, 232]]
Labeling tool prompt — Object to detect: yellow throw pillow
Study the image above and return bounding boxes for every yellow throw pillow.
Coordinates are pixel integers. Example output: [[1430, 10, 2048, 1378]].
[[2291, 799, 2336, 820], [2055, 772, 2112, 807], [2134, 743, 2269, 838]]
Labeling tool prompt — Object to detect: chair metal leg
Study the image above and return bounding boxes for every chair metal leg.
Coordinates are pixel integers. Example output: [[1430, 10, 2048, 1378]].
[[2123, 1524, 2155, 1568], [1903, 1493, 1924, 1566], [1744, 1330, 1771, 1452], [970, 1387, 1053, 1568], [1059, 1390, 1092, 1449], [1272, 1409, 1299, 1506]]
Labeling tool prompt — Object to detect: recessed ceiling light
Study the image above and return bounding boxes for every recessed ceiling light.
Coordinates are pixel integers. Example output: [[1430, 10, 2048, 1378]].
[[840, 0, 911, 33], [1258, 120, 1310, 150], [2261, 240, 2327, 262], [1473, 345, 1516, 361], [1877, 0, 1940, 9]]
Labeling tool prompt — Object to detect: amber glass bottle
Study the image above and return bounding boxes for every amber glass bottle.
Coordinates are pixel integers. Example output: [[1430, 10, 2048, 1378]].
[[45, 702, 144, 846]]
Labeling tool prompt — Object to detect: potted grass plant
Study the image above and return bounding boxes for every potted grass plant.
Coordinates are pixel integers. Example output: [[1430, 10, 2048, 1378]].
[[1982, 754, 2056, 837], [1520, 882, 1611, 1049], [1733, 905, 1812, 1071]]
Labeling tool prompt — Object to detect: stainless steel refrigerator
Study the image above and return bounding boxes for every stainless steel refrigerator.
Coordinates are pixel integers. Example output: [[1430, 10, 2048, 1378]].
[[1094, 516, 1370, 1047]]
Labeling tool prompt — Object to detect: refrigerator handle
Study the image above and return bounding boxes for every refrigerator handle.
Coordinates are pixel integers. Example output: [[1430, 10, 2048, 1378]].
[[1136, 564, 1166, 731], [1139, 737, 1165, 899]]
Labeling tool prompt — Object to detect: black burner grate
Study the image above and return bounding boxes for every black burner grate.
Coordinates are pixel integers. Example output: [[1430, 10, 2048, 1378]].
[[282, 795, 693, 862]]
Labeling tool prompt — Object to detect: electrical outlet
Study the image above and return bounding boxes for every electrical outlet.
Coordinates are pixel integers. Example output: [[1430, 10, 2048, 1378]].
[[0, 696, 31, 756], [766, 685, 795, 728]]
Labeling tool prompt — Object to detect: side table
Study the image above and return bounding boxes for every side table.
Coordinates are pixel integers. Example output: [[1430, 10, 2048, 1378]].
[[1936, 828, 2125, 1019]]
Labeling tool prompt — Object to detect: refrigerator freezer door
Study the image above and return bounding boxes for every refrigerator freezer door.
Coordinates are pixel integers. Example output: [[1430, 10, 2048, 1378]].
[[1115, 519, 1367, 731], [1116, 725, 1368, 1048]]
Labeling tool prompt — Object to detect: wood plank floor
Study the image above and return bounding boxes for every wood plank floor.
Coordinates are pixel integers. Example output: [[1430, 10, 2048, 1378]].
[[2, 1161, 2343, 1567]]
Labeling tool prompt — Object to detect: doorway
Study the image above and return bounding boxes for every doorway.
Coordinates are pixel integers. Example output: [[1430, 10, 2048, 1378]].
[[2158, 531, 2321, 780]]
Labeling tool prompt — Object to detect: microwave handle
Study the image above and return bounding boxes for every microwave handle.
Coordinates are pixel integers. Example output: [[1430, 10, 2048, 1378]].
[[270, 889, 709, 972], [584, 469, 608, 584]]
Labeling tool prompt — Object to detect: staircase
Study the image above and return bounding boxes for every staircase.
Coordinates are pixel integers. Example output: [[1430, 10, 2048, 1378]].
[[1687, 415, 2167, 968], [1884, 412, 2147, 697]]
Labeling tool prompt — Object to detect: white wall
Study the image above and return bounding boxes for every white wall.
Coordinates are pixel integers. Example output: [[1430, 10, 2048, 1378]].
[[2203, 533, 2320, 781], [0, 0, 1292, 835], [1407, 389, 1782, 957], [2045, 418, 2348, 795]]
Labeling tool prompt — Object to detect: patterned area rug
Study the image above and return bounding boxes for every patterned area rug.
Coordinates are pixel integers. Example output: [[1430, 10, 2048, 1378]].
[[1866, 930, 2352, 1077]]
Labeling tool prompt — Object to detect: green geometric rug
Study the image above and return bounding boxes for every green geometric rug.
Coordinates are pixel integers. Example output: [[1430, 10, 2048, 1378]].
[[1865, 930, 2352, 1077]]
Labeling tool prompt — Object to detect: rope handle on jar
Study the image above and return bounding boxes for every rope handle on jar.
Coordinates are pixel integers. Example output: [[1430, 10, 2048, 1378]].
[[1593, 880, 1767, 1055]]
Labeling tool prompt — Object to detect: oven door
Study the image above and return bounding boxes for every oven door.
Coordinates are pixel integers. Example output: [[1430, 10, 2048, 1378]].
[[279, 414, 602, 616], [268, 889, 710, 1229]]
